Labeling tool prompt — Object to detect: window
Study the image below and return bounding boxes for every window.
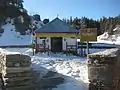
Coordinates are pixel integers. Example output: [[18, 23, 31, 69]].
[[71, 37, 75, 39], [39, 37, 46, 39]]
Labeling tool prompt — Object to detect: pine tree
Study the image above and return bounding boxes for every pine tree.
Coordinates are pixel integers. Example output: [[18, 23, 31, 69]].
[[43, 19, 49, 24], [0, 0, 24, 20]]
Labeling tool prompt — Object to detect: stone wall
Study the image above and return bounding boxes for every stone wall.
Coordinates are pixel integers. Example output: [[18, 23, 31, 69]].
[[0, 53, 6, 90], [0, 53, 33, 90], [88, 48, 120, 90]]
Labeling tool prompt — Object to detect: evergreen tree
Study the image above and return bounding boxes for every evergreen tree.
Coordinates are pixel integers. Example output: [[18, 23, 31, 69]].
[[62, 16, 120, 35], [43, 19, 49, 24], [0, 0, 24, 20]]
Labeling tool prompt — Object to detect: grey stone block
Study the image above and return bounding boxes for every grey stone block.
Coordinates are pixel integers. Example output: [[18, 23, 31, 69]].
[[0, 54, 34, 90], [6, 67, 31, 73], [5, 80, 32, 88], [5, 76, 32, 83], [4, 71, 33, 78], [6, 85, 34, 90]]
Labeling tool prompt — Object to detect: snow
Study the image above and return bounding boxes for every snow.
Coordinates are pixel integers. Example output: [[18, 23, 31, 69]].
[[89, 48, 118, 57], [32, 20, 44, 29], [0, 47, 111, 90], [97, 26, 120, 45], [97, 35, 118, 44], [98, 36, 120, 45], [91, 43, 116, 47], [97, 32, 120, 45], [31, 17, 44, 29], [0, 48, 89, 90], [113, 26, 120, 31], [0, 17, 118, 90], [0, 17, 44, 46], [97, 32, 109, 40], [0, 23, 32, 46]]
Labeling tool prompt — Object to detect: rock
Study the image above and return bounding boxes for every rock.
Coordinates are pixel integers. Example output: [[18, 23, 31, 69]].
[[6, 54, 31, 67], [88, 48, 120, 90], [0, 54, 34, 90]]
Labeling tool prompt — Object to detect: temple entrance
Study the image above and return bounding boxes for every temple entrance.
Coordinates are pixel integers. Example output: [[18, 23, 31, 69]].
[[51, 37, 62, 52]]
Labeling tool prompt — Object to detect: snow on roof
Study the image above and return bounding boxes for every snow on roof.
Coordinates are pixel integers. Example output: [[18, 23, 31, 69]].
[[35, 18, 78, 33]]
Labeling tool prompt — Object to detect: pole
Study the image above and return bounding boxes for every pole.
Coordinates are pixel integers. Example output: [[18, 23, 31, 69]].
[[35, 37, 37, 54], [32, 29, 34, 56], [32, 34, 34, 55], [86, 41, 89, 59]]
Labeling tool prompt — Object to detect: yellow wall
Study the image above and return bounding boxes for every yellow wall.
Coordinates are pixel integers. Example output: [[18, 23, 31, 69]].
[[35, 33, 77, 38]]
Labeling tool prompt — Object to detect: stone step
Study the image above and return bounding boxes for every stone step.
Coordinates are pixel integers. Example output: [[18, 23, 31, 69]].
[[6, 67, 31, 73], [6, 85, 34, 90], [6, 61, 31, 67], [6, 54, 31, 62], [4, 71, 33, 78], [5, 76, 32, 83], [5, 80, 33, 88]]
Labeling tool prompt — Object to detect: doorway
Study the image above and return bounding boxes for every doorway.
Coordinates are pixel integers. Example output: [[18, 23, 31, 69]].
[[51, 37, 62, 52]]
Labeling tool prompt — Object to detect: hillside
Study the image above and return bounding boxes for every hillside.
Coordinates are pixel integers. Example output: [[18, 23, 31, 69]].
[[0, 18, 43, 46], [97, 25, 120, 45], [0, 23, 31, 46]]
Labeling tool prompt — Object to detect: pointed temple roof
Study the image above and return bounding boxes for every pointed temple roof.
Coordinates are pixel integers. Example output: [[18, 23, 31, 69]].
[[35, 18, 78, 33]]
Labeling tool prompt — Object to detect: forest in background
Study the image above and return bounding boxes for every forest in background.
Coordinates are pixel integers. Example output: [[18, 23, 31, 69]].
[[63, 16, 120, 35]]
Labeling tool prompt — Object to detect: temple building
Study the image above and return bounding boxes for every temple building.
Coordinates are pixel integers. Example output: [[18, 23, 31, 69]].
[[35, 18, 79, 53]]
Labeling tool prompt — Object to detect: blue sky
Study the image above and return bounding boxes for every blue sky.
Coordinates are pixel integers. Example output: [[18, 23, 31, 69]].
[[23, 0, 120, 20]]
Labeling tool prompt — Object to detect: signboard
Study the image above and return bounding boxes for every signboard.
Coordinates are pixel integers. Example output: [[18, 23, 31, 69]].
[[79, 28, 97, 42]]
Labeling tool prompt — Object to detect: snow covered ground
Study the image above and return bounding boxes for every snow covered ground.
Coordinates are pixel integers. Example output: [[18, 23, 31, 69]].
[[0, 48, 89, 90], [0, 48, 108, 90], [0, 23, 32, 46]]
